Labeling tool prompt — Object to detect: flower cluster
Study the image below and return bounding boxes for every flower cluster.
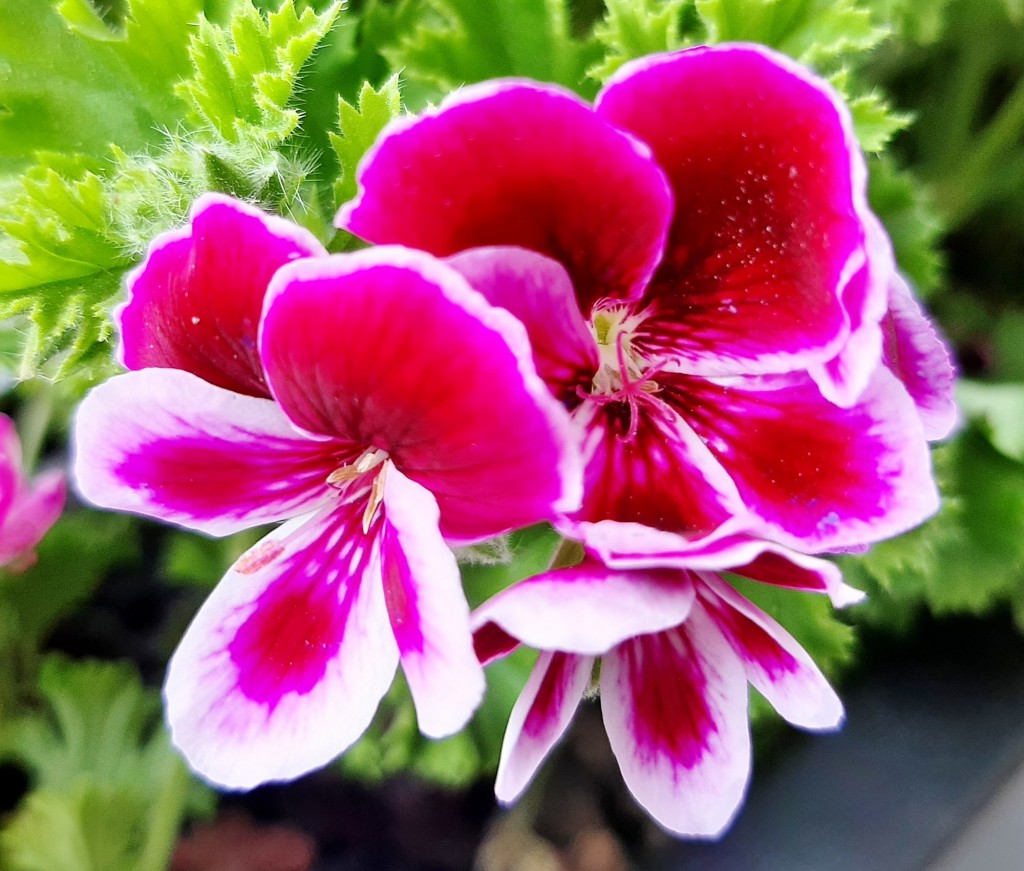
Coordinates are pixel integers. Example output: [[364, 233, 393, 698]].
[[74, 44, 955, 835]]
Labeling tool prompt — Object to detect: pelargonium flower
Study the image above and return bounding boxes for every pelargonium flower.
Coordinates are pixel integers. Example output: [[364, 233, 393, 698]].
[[74, 195, 581, 789], [472, 528, 858, 837], [0, 414, 65, 572], [336, 43, 942, 553]]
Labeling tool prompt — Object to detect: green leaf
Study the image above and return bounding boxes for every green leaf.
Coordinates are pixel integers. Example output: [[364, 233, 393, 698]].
[[845, 431, 1024, 628], [329, 74, 402, 209], [0, 0, 201, 171], [384, 0, 602, 103], [588, 0, 688, 83], [693, 0, 889, 67], [0, 656, 210, 871], [868, 156, 945, 297], [176, 1, 342, 145], [834, 72, 913, 154], [0, 783, 144, 871], [956, 380, 1024, 462]]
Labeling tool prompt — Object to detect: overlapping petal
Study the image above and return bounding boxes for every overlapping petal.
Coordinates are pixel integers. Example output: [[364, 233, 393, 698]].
[[119, 194, 325, 397], [164, 502, 399, 789], [471, 560, 696, 655], [662, 368, 939, 550], [261, 247, 581, 543], [573, 400, 744, 535], [338, 81, 674, 315], [883, 274, 958, 440], [598, 44, 868, 378], [74, 368, 345, 537], [699, 574, 843, 730], [446, 246, 600, 404], [380, 466, 484, 737], [601, 606, 750, 838]]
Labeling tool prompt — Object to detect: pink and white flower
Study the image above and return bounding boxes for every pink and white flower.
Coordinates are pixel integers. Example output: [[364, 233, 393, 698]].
[[472, 529, 855, 837], [0, 414, 65, 572], [337, 43, 942, 553], [73, 195, 581, 789]]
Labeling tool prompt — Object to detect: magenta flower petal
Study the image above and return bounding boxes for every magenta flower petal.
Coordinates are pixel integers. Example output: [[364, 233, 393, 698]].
[[494, 651, 594, 803], [573, 401, 746, 536], [597, 44, 868, 377], [164, 503, 399, 789], [74, 369, 344, 537], [0, 415, 65, 571], [700, 575, 843, 730], [260, 247, 581, 543], [664, 368, 939, 551], [380, 466, 484, 738], [601, 606, 750, 838], [471, 561, 696, 655], [446, 246, 600, 404], [882, 274, 958, 440], [809, 213, 893, 406], [119, 194, 325, 397], [337, 81, 674, 314]]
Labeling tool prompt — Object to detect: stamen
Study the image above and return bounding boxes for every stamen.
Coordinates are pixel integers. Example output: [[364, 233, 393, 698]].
[[327, 447, 389, 488], [585, 332, 669, 442], [362, 461, 388, 533]]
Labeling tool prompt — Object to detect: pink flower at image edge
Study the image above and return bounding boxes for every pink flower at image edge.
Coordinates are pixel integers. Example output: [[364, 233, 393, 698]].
[[0, 414, 65, 572]]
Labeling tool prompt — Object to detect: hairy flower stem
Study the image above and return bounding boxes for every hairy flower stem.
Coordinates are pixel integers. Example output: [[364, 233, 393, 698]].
[[16, 380, 55, 475], [549, 536, 585, 570]]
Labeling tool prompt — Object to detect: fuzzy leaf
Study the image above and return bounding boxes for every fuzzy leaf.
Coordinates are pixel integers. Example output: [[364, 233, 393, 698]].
[[176, 1, 341, 145], [693, 0, 889, 67], [329, 74, 402, 209], [588, 0, 688, 83]]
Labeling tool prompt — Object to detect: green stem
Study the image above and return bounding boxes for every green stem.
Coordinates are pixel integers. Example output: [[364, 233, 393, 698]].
[[938, 71, 1024, 228], [16, 381, 56, 475], [135, 757, 190, 871], [548, 536, 584, 570]]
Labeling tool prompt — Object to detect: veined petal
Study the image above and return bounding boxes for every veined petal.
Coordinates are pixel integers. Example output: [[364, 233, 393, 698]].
[[0, 415, 22, 522], [261, 247, 582, 543], [664, 369, 939, 551], [471, 560, 696, 655], [882, 274, 958, 440], [74, 369, 345, 537], [337, 80, 673, 314], [601, 606, 750, 838], [495, 651, 594, 804], [446, 247, 600, 404], [381, 465, 484, 738], [598, 44, 868, 377], [699, 574, 843, 730], [164, 502, 399, 789], [119, 194, 325, 397], [572, 399, 745, 536]]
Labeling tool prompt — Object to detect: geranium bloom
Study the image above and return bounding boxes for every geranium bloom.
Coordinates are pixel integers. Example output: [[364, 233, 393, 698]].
[[472, 529, 858, 837], [0, 414, 65, 572], [74, 195, 581, 788], [337, 43, 941, 553]]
